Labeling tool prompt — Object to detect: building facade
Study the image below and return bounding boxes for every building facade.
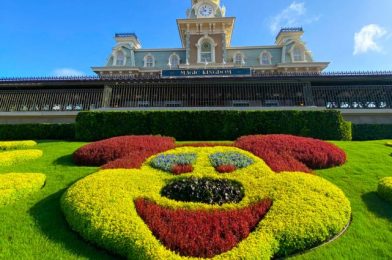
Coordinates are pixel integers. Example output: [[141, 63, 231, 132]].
[[92, 0, 328, 77], [1, 0, 392, 125]]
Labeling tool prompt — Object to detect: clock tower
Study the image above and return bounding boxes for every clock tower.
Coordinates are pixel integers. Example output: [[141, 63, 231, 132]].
[[177, 0, 234, 67]]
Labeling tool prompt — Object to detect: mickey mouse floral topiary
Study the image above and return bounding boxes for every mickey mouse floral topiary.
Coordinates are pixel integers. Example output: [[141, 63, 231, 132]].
[[62, 146, 351, 259]]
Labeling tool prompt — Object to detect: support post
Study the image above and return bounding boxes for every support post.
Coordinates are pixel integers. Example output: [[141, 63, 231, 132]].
[[102, 85, 113, 108], [303, 83, 315, 106]]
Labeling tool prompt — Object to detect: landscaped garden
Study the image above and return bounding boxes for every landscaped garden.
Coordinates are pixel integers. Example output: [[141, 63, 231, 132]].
[[0, 135, 392, 259], [0, 110, 391, 259]]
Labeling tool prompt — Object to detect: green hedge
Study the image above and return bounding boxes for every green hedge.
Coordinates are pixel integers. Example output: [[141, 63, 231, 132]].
[[378, 177, 392, 203], [75, 110, 352, 141], [352, 124, 392, 140], [0, 124, 75, 140]]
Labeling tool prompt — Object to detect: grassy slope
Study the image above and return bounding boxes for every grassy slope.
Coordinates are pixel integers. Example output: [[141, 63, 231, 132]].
[[0, 140, 391, 259], [0, 141, 115, 260], [293, 141, 392, 259]]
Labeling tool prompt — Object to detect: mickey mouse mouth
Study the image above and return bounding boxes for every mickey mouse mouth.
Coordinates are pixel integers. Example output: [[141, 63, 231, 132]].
[[135, 198, 272, 258]]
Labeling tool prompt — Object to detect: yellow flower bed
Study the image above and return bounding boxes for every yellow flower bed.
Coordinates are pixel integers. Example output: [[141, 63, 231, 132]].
[[0, 173, 46, 206], [0, 150, 43, 167], [0, 140, 37, 151], [62, 147, 351, 259], [378, 177, 392, 203]]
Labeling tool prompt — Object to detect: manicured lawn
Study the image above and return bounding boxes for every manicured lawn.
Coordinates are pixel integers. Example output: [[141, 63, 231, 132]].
[[0, 140, 391, 259], [294, 140, 392, 259]]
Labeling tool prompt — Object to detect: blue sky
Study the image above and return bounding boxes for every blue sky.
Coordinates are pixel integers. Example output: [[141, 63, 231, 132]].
[[0, 0, 391, 77]]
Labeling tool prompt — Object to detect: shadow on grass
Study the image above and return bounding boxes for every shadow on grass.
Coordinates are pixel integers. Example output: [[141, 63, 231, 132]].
[[53, 154, 76, 166], [362, 192, 392, 221], [29, 190, 119, 260]]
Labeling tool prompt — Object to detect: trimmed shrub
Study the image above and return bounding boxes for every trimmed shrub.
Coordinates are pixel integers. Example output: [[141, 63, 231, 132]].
[[352, 124, 392, 140], [73, 135, 176, 166], [0, 124, 75, 140], [101, 150, 157, 170], [378, 177, 392, 203], [135, 198, 272, 258], [0, 140, 37, 151], [0, 150, 43, 167], [0, 173, 46, 206], [235, 134, 346, 173], [75, 110, 352, 141]]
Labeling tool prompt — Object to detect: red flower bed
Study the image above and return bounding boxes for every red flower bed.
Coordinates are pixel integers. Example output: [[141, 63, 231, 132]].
[[216, 164, 237, 173], [73, 135, 176, 167], [234, 135, 346, 173], [101, 150, 158, 169], [171, 164, 194, 175], [135, 198, 272, 258]]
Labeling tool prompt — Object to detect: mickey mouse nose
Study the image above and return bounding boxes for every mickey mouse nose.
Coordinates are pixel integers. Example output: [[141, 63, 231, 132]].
[[161, 177, 245, 205]]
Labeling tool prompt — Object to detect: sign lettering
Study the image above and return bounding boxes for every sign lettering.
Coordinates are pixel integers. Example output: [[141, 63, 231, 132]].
[[162, 68, 252, 78]]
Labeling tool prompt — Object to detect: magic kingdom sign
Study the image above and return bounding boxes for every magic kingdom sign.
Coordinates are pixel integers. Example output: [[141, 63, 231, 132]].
[[161, 68, 252, 78]]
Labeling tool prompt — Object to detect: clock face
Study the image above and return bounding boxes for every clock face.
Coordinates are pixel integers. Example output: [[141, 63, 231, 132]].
[[198, 4, 214, 17]]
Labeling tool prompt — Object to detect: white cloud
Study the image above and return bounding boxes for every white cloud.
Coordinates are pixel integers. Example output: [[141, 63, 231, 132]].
[[354, 24, 387, 55], [53, 68, 85, 77], [269, 1, 319, 33]]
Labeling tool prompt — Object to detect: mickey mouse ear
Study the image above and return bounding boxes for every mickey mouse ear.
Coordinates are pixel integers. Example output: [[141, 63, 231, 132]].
[[235, 135, 346, 173], [73, 135, 176, 169]]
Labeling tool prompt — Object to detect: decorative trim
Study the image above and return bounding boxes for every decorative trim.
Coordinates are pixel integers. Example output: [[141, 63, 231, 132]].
[[135, 48, 185, 52], [227, 45, 281, 50]]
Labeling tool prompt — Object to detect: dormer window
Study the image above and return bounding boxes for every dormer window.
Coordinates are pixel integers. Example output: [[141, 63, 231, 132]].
[[234, 53, 244, 66], [293, 46, 304, 62], [260, 51, 272, 65], [144, 54, 155, 68], [169, 53, 180, 68], [115, 51, 125, 66]]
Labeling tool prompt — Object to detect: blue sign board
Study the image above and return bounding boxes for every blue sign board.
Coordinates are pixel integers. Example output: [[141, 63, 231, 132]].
[[161, 68, 252, 78]]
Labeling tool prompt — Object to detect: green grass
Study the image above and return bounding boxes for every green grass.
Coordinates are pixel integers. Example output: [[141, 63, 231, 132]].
[[0, 141, 115, 260], [0, 140, 391, 259], [293, 140, 392, 259]]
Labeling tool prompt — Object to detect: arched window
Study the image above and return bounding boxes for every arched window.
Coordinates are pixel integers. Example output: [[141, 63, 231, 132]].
[[234, 53, 244, 66], [293, 46, 304, 62], [200, 41, 212, 62], [169, 53, 180, 68], [260, 51, 272, 65], [115, 51, 125, 66], [144, 55, 155, 68], [197, 36, 216, 63]]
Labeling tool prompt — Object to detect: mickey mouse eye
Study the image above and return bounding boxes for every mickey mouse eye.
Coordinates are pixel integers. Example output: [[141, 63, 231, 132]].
[[150, 153, 197, 175], [209, 152, 254, 173]]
